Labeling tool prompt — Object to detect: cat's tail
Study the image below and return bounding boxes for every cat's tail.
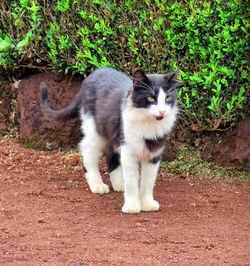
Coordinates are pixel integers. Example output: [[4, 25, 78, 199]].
[[40, 82, 81, 120]]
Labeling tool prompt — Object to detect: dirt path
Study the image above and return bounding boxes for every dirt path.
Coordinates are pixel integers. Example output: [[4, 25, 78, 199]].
[[0, 137, 249, 265]]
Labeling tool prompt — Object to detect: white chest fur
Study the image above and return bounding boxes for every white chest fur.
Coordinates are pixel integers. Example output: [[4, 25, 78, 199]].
[[122, 101, 178, 161]]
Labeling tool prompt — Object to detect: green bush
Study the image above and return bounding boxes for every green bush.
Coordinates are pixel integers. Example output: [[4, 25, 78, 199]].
[[0, 0, 249, 131]]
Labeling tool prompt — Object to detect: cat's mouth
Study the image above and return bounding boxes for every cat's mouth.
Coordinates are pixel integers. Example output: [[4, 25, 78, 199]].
[[156, 116, 164, 121]]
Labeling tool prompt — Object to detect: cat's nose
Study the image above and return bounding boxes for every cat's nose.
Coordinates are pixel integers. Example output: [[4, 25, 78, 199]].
[[159, 110, 166, 116]]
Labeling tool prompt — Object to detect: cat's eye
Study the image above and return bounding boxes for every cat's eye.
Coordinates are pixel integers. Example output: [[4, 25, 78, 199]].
[[166, 96, 171, 102], [147, 96, 155, 103]]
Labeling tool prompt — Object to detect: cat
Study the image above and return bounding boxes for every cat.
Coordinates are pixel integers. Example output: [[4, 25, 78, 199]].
[[40, 67, 179, 213]]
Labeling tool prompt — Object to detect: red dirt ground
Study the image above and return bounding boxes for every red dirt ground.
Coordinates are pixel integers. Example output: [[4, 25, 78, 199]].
[[0, 136, 249, 265]]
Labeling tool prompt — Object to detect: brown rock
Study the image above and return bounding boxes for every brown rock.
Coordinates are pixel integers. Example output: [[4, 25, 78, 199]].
[[16, 72, 83, 150], [162, 150, 177, 161], [201, 116, 250, 170], [0, 89, 9, 135], [214, 117, 250, 170], [229, 116, 250, 164]]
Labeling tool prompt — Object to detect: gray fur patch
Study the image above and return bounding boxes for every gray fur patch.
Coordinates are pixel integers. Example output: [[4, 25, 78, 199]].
[[79, 68, 132, 148]]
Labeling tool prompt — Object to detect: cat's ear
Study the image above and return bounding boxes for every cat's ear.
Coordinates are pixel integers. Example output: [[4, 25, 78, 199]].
[[133, 69, 150, 88], [164, 70, 180, 84]]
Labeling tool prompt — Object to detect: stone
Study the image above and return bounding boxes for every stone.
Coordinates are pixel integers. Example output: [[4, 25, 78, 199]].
[[201, 116, 250, 171], [17, 72, 83, 150], [0, 84, 10, 135]]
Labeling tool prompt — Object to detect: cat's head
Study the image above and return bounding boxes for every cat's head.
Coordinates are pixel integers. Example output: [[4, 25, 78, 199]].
[[132, 69, 179, 120]]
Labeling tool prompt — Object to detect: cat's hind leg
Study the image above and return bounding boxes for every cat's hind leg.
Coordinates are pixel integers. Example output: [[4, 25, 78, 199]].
[[79, 114, 109, 194], [107, 151, 124, 192]]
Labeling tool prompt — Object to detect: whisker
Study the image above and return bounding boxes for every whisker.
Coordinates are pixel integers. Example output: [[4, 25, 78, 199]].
[[133, 78, 154, 93], [167, 82, 182, 93]]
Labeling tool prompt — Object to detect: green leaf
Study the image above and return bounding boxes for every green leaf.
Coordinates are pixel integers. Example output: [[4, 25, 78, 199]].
[[92, 0, 103, 5], [241, 26, 248, 34], [17, 31, 32, 48], [16, 39, 28, 48], [57, 0, 70, 12], [227, 102, 232, 111], [241, 70, 248, 79], [20, 0, 29, 8], [0, 40, 10, 51]]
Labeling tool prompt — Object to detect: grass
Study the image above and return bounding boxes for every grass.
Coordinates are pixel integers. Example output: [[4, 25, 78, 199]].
[[161, 145, 249, 181]]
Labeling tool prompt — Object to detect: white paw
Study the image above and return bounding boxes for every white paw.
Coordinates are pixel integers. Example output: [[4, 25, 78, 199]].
[[89, 183, 110, 194], [122, 201, 141, 214], [141, 199, 160, 212], [110, 167, 124, 192], [111, 181, 124, 192]]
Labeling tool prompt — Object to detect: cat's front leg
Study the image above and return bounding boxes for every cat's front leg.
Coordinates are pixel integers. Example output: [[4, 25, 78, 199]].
[[120, 146, 141, 213], [140, 158, 160, 212]]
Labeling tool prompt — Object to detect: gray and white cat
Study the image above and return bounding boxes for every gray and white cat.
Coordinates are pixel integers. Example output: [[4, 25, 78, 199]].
[[41, 67, 179, 213]]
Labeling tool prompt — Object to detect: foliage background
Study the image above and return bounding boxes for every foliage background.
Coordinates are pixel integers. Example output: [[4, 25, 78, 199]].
[[0, 0, 249, 131]]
